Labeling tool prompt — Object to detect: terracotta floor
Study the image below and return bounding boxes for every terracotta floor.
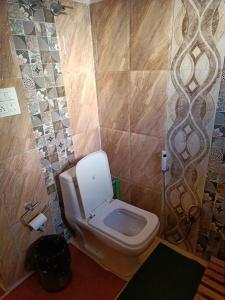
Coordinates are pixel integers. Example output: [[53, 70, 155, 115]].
[[0, 288, 4, 297], [3, 244, 125, 300]]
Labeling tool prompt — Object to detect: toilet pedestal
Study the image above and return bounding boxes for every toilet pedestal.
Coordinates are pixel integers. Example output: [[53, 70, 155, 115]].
[[70, 226, 156, 281]]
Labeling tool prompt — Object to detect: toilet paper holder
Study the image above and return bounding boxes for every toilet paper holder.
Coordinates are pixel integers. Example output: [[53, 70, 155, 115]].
[[20, 201, 47, 229]]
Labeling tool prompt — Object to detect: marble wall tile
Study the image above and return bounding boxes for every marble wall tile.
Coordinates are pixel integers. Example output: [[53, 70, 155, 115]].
[[101, 128, 130, 181], [0, 208, 21, 288], [130, 71, 168, 137], [72, 128, 101, 162], [0, 2, 21, 80], [64, 72, 99, 135], [90, 0, 129, 71], [130, 0, 174, 70], [90, 0, 172, 221], [55, 0, 95, 72], [130, 133, 162, 190], [96, 72, 129, 131], [130, 184, 161, 217], [0, 149, 48, 226], [119, 180, 131, 203], [0, 78, 35, 161]]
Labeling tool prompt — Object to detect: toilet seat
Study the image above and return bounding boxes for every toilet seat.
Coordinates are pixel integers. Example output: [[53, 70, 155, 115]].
[[88, 199, 159, 249]]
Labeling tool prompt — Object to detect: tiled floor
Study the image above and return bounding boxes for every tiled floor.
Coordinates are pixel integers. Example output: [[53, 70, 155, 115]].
[[0, 288, 4, 297], [2, 244, 125, 300]]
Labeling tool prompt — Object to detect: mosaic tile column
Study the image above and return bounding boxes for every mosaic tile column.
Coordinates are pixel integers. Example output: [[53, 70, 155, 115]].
[[165, 0, 225, 251], [7, 0, 75, 236], [196, 60, 225, 260]]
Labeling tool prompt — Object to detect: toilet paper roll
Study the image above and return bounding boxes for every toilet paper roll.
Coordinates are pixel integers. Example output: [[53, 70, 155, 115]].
[[29, 213, 48, 230]]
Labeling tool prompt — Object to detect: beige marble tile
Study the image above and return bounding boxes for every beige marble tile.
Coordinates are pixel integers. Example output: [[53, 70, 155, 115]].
[[90, 0, 129, 71], [72, 128, 101, 162], [130, 71, 168, 137], [0, 149, 48, 226], [55, 0, 94, 72], [0, 1, 20, 80], [130, 0, 174, 70], [0, 208, 21, 289], [130, 184, 161, 217], [0, 79, 35, 161], [119, 179, 131, 203], [96, 72, 130, 131], [65, 72, 99, 135], [130, 133, 162, 189], [101, 128, 130, 180]]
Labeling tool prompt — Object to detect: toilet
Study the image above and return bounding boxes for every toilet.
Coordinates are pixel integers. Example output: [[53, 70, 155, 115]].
[[59, 151, 160, 257]]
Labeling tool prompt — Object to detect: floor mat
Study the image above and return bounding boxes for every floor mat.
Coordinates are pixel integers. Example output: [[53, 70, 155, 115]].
[[118, 243, 205, 300], [4, 244, 125, 300]]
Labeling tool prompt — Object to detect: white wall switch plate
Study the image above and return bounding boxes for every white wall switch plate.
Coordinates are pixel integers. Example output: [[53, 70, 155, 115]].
[[0, 87, 21, 118]]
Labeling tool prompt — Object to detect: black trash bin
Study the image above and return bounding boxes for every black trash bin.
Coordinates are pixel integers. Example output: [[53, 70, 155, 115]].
[[26, 234, 72, 292]]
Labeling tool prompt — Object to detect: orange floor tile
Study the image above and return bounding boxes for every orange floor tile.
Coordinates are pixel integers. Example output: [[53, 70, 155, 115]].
[[0, 288, 5, 297], [4, 244, 126, 300]]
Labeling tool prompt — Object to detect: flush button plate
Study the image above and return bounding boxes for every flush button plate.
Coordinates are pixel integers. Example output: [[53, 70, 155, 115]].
[[0, 87, 21, 118]]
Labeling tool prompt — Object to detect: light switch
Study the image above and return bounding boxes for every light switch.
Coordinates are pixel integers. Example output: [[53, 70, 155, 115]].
[[0, 87, 21, 118]]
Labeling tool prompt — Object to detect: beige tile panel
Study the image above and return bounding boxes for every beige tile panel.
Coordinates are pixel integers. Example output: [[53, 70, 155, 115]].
[[0, 78, 35, 161], [130, 184, 161, 217], [101, 128, 130, 181], [90, 0, 129, 71], [119, 179, 131, 203], [96, 71, 130, 131], [0, 149, 48, 226], [0, 1, 20, 80], [72, 128, 101, 162], [55, 0, 94, 72], [64, 72, 99, 135], [130, 71, 168, 137], [130, 133, 163, 189], [0, 208, 22, 289], [130, 0, 174, 70]]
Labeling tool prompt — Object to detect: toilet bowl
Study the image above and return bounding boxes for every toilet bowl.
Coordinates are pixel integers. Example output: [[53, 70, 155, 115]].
[[59, 151, 160, 257]]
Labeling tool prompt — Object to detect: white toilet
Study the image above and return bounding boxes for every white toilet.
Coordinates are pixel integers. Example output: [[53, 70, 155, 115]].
[[59, 151, 159, 257]]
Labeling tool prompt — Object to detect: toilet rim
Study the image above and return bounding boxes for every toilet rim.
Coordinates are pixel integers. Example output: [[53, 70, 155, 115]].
[[88, 199, 160, 248]]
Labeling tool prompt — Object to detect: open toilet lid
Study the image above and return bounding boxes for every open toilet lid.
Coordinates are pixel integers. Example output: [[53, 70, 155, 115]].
[[76, 151, 114, 218]]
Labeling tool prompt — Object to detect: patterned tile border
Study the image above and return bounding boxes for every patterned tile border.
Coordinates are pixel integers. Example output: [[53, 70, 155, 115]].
[[196, 60, 225, 260], [165, 0, 225, 253], [7, 1, 75, 237]]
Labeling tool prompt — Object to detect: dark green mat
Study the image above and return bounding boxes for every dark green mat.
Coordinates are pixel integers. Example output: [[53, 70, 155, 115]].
[[118, 243, 205, 300]]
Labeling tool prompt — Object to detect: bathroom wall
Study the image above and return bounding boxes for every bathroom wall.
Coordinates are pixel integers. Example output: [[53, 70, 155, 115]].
[[90, 0, 174, 217], [0, 0, 101, 290], [196, 58, 225, 260], [1, 0, 225, 290], [55, 0, 101, 160], [0, 1, 54, 288], [164, 0, 225, 255]]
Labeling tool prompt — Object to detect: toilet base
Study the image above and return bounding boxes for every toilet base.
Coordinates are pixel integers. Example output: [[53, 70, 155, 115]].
[[69, 227, 158, 281]]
